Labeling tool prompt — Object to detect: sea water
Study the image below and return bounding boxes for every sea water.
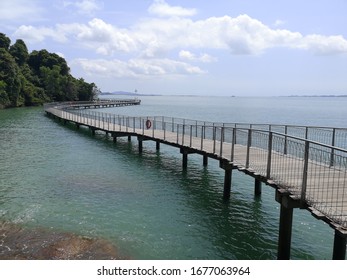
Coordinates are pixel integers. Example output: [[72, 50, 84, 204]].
[[1, 96, 346, 259]]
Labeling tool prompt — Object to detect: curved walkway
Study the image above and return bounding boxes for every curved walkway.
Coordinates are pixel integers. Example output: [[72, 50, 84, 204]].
[[44, 100, 347, 259]]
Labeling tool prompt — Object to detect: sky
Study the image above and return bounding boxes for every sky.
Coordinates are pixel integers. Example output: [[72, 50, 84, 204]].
[[1, 0, 347, 96]]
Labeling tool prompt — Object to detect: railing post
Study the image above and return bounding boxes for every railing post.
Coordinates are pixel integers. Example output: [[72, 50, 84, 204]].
[[330, 128, 336, 167], [284, 125, 288, 155], [164, 122, 166, 140], [301, 140, 310, 206], [201, 126, 204, 150], [203, 122, 206, 139], [190, 125, 192, 147], [98, 112, 101, 128], [213, 126, 216, 154], [234, 124, 237, 144], [231, 128, 236, 162], [246, 129, 252, 168], [142, 118, 145, 135], [266, 132, 273, 179], [182, 124, 185, 145], [220, 127, 224, 157], [152, 118, 155, 137], [177, 124, 179, 144]]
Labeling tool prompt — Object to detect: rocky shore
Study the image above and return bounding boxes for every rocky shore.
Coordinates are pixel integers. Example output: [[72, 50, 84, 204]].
[[0, 222, 127, 260]]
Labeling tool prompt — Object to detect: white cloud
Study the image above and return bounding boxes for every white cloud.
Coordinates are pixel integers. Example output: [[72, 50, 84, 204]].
[[179, 50, 195, 60], [13, 14, 347, 57], [179, 50, 217, 63], [63, 0, 103, 16], [12, 3, 347, 81], [148, 0, 197, 17], [303, 34, 347, 55], [72, 58, 206, 78], [13, 25, 68, 43]]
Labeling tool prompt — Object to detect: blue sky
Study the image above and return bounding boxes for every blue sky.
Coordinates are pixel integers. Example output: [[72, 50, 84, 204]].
[[1, 0, 346, 96]]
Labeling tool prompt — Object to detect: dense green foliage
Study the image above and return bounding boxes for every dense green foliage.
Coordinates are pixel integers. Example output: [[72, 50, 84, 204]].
[[0, 33, 100, 108]]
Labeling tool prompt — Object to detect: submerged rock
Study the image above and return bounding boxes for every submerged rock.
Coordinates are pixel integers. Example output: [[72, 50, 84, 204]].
[[0, 222, 127, 260]]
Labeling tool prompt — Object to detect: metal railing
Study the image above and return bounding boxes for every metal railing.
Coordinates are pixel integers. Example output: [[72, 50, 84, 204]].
[[43, 99, 140, 111], [44, 103, 347, 228]]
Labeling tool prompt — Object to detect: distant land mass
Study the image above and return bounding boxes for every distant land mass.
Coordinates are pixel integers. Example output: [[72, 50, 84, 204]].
[[286, 94, 347, 97], [100, 91, 159, 96], [100, 91, 237, 97]]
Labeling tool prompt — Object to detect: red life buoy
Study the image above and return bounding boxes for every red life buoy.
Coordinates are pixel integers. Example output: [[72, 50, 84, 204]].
[[146, 119, 152, 129]]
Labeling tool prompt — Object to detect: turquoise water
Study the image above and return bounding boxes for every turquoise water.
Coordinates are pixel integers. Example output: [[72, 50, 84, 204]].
[[1, 96, 346, 259]]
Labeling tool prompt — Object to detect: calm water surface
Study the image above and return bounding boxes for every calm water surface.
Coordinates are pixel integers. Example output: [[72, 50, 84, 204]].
[[1, 96, 346, 259]]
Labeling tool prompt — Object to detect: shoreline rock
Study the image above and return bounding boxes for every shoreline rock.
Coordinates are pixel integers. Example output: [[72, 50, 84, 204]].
[[0, 222, 128, 260]]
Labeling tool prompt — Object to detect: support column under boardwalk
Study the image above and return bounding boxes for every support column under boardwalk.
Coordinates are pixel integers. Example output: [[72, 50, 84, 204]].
[[275, 190, 300, 260], [203, 155, 208, 166], [333, 229, 347, 260], [254, 178, 262, 196], [219, 160, 233, 200], [180, 148, 195, 169]]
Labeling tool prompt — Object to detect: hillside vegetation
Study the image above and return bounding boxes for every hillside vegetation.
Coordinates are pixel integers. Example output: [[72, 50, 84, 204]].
[[0, 33, 99, 109]]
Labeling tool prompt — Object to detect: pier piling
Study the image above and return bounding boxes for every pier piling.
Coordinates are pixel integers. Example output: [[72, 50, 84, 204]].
[[275, 190, 300, 260], [220, 160, 233, 200], [254, 179, 262, 196], [138, 139, 143, 153], [203, 154, 208, 166], [332, 230, 347, 260]]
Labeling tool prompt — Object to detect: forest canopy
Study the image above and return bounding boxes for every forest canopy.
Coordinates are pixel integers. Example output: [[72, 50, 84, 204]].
[[0, 33, 100, 109]]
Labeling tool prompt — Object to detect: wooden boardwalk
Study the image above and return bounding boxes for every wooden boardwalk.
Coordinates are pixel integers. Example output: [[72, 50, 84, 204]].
[[44, 100, 347, 259]]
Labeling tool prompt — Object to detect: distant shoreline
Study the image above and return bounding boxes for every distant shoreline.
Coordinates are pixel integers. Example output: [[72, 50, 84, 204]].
[[285, 95, 347, 98], [100, 91, 346, 98], [100, 91, 160, 96]]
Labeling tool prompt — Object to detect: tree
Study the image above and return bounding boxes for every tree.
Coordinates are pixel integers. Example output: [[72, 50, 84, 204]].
[[28, 49, 70, 76], [74, 79, 100, 101], [0, 80, 10, 108], [40, 65, 63, 101], [0, 33, 100, 108], [9, 39, 29, 66], [0, 33, 11, 50], [0, 48, 22, 107]]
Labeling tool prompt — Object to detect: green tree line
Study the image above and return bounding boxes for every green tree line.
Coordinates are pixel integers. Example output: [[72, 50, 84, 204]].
[[0, 33, 100, 109]]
